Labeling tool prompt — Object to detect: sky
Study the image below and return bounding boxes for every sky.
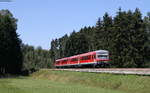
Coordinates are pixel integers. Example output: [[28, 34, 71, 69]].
[[0, 0, 149, 49]]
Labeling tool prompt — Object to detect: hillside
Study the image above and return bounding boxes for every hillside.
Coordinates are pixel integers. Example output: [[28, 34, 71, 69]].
[[32, 69, 150, 93], [0, 69, 150, 93]]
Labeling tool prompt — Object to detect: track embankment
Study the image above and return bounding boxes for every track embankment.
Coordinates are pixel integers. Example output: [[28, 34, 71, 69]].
[[52, 68, 150, 75]]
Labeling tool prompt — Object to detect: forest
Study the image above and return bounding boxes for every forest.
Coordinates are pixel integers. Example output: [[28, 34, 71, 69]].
[[0, 10, 52, 75], [0, 8, 150, 76], [50, 8, 150, 68]]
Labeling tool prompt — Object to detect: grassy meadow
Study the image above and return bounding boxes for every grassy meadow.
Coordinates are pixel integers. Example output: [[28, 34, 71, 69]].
[[0, 69, 150, 93]]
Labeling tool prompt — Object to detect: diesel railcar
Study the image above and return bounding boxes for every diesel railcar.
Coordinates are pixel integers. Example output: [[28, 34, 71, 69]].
[[55, 50, 110, 68]]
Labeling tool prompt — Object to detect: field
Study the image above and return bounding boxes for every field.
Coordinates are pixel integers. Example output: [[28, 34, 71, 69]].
[[0, 69, 150, 93]]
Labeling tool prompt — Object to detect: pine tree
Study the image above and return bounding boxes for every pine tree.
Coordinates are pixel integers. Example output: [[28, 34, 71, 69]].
[[0, 10, 22, 75]]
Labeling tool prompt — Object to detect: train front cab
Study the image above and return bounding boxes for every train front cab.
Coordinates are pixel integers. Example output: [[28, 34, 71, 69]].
[[95, 50, 110, 67]]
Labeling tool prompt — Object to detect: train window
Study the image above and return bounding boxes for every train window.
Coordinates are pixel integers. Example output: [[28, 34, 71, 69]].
[[62, 59, 68, 63], [81, 55, 91, 60], [98, 55, 108, 58], [93, 55, 96, 59], [71, 58, 78, 62]]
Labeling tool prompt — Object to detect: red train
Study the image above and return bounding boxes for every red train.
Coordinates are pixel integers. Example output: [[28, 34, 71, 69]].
[[55, 50, 110, 68]]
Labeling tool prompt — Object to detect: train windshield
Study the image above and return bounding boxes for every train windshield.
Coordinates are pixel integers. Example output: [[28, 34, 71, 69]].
[[97, 55, 108, 59]]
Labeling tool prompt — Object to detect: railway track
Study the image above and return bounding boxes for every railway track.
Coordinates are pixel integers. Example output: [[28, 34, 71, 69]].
[[52, 68, 150, 75]]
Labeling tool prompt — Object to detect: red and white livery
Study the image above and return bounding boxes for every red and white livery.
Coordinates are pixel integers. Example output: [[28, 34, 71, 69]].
[[55, 50, 110, 68]]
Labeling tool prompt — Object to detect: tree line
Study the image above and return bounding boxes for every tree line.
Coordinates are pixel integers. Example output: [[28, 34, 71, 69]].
[[21, 44, 52, 75], [0, 10, 52, 76], [50, 8, 150, 68]]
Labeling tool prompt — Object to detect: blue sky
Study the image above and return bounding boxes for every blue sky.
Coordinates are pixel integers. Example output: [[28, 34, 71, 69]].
[[0, 0, 149, 49]]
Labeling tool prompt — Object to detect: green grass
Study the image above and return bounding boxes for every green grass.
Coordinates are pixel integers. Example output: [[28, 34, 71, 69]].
[[0, 77, 124, 93], [32, 69, 150, 93], [0, 69, 150, 93]]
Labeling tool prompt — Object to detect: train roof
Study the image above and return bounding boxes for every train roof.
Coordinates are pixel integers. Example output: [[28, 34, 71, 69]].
[[95, 50, 108, 53], [79, 50, 108, 56], [56, 57, 69, 61]]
